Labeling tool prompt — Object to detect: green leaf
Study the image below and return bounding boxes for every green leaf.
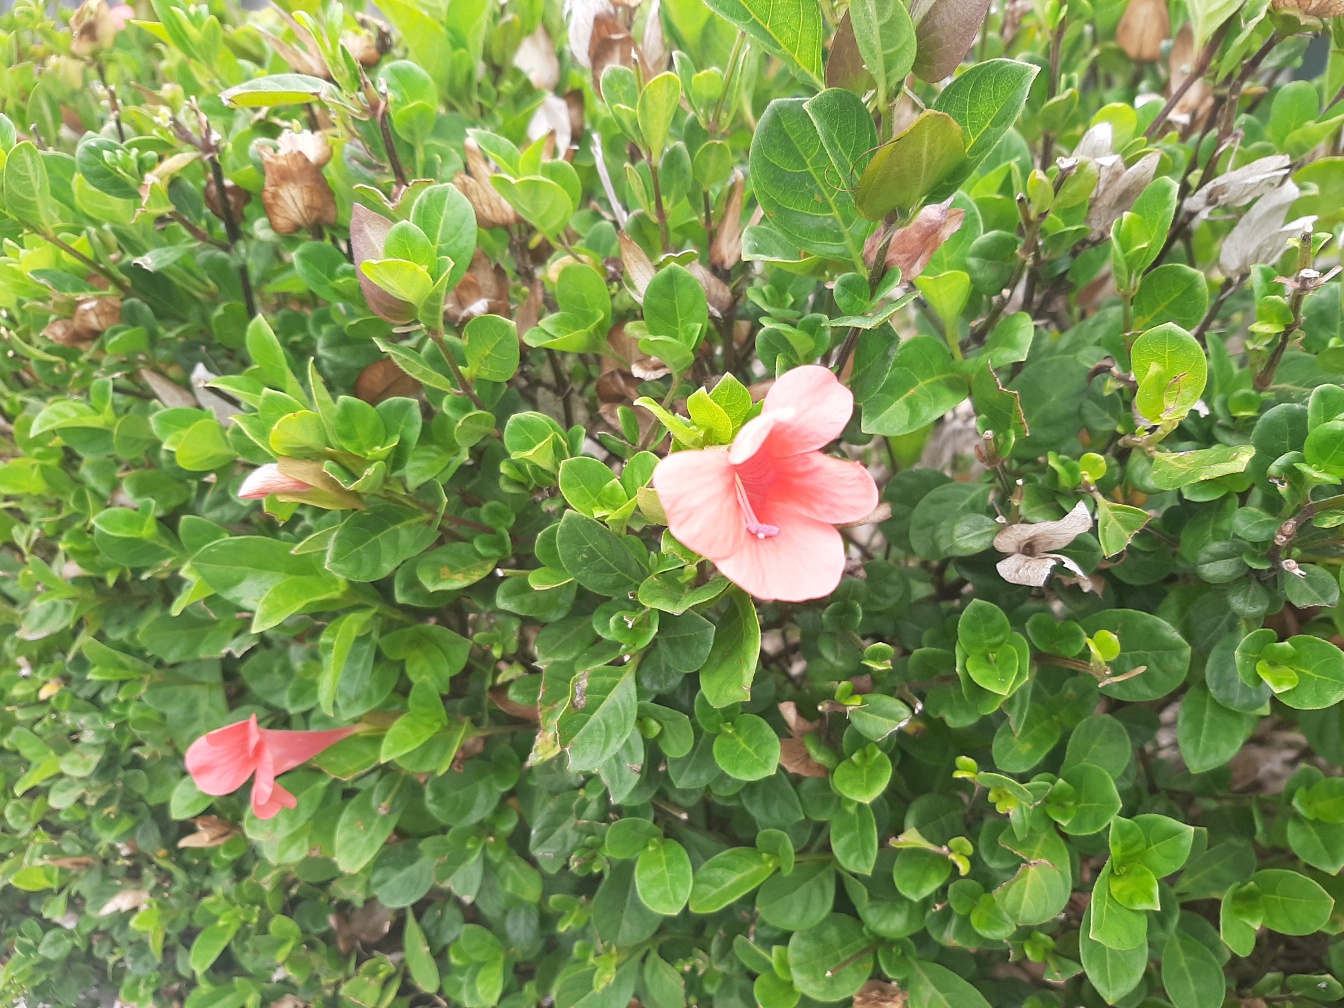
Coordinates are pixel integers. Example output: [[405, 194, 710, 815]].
[[220, 73, 332, 106], [1149, 444, 1255, 490], [856, 111, 967, 220], [701, 0, 824, 86], [907, 959, 993, 1008], [1188, 0, 1240, 49], [491, 175, 574, 238], [1083, 609, 1191, 702], [862, 335, 967, 435], [403, 910, 441, 993], [788, 914, 874, 1002], [1095, 498, 1151, 556], [749, 91, 876, 268], [700, 588, 761, 707], [335, 780, 408, 874], [361, 258, 434, 309], [1079, 906, 1147, 1004], [1252, 869, 1335, 934], [1160, 929, 1225, 1008], [1131, 323, 1208, 424], [849, 0, 917, 105], [930, 59, 1039, 190], [559, 665, 638, 772], [555, 512, 645, 596], [689, 848, 776, 913], [326, 505, 439, 582], [713, 713, 781, 781], [1090, 862, 1148, 950], [1177, 685, 1254, 773], [463, 314, 520, 382], [643, 264, 709, 350], [832, 744, 892, 803], [1134, 264, 1209, 331], [409, 183, 476, 291], [637, 72, 682, 157], [635, 839, 693, 915], [192, 536, 329, 610], [189, 917, 240, 974]]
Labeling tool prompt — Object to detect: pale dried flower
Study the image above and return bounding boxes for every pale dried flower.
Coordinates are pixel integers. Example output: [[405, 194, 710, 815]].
[[711, 171, 746, 270], [1185, 155, 1292, 220], [564, 0, 618, 69], [239, 463, 313, 500], [993, 502, 1092, 586], [1272, 0, 1344, 15], [1220, 181, 1317, 277], [514, 27, 560, 90], [97, 889, 150, 917], [260, 132, 337, 234], [619, 232, 655, 300], [1085, 151, 1161, 240], [527, 94, 573, 157], [452, 138, 521, 228]]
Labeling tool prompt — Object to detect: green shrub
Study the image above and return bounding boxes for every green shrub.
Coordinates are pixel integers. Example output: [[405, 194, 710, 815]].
[[3, 0, 1344, 1005]]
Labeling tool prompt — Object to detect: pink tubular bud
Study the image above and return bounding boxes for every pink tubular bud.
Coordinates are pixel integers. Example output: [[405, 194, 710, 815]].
[[238, 463, 313, 500]]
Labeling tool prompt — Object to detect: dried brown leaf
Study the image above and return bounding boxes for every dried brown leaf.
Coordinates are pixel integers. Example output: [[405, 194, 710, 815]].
[[853, 979, 908, 1008], [869, 199, 965, 281], [178, 815, 240, 849], [355, 359, 422, 404], [1116, 0, 1170, 62], [779, 737, 829, 777]]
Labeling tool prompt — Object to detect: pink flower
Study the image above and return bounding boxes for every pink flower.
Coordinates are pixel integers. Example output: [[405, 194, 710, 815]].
[[238, 463, 312, 500], [652, 365, 878, 602], [185, 714, 356, 819]]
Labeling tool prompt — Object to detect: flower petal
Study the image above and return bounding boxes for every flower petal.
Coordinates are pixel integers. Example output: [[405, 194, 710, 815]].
[[184, 716, 261, 796], [653, 448, 748, 561], [238, 463, 312, 500], [713, 501, 847, 602], [260, 725, 359, 775], [992, 501, 1092, 553], [760, 365, 855, 453], [252, 778, 298, 820], [996, 553, 1058, 587], [771, 451, 879, 525]]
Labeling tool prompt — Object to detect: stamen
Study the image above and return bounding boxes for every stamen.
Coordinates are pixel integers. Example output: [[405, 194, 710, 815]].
[[734, 475, 779, 539]]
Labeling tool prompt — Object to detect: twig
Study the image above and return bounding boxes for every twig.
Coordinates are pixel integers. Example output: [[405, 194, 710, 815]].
[[41, 234, 130, 295], [1254, 231, 1315, 392], [1143, 21, 1234, 140], [375, 81, 409, 200], [1191, 276, 1240, 345]]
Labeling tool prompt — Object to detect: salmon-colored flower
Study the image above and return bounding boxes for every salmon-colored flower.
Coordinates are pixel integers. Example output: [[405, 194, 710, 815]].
[[185, 714, 356, 819], [652, 365, 878, 602], [238, 463, 312, 499]]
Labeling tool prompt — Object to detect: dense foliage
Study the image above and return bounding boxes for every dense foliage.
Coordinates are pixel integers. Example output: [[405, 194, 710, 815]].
[[4, 0, 1344, 1005]]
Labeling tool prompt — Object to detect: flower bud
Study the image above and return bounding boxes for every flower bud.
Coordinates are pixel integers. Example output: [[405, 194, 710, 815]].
[[238, 463, 313, 499]]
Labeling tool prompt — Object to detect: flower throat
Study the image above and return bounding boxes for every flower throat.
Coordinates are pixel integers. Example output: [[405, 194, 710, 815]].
[[734, 475, 779, 539]]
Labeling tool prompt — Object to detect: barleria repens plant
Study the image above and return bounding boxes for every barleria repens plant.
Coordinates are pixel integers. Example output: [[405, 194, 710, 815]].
[[4, 0, 1344, 1005]]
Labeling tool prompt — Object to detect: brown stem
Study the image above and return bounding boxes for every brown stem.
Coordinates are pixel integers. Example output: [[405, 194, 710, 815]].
[[41, 234, 130, 295], [833, 219, 898, 376], [1254, 231, 1315, 392], [206, 154, 258, 318], [1265, 493, 1344, 574], [1192, 276, 1240, 345], [426, 327, 489, 412], [1144, 21, 1235, 140], [376, 83, 409, 200]]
